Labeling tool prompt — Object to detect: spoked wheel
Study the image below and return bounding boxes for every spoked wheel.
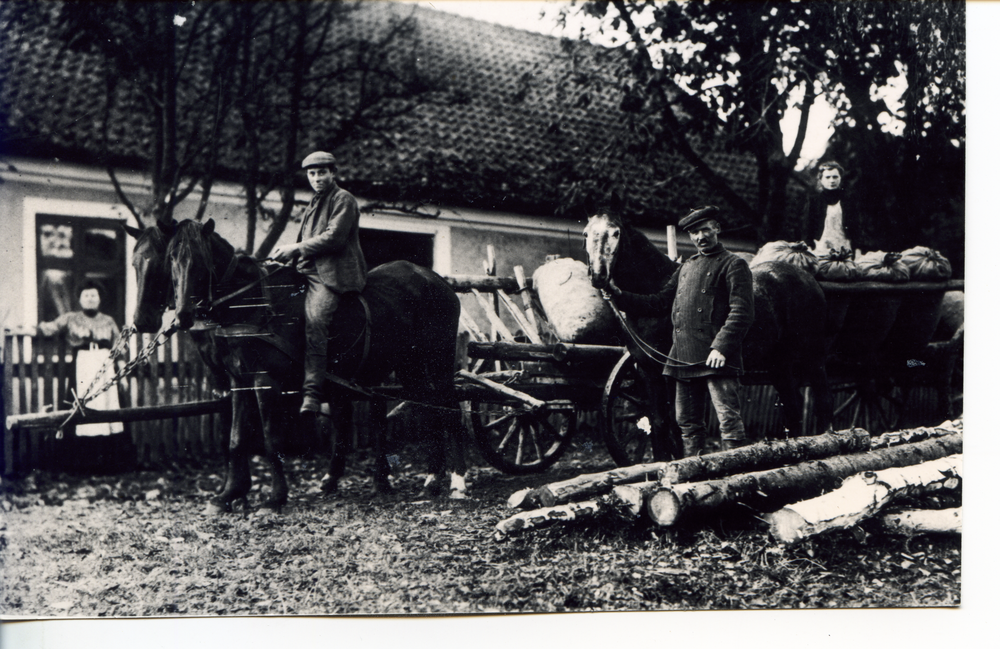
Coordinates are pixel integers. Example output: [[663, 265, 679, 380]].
[[601, 353, 656, 467], [832, 379, 909, 435], [470, 399, 576, 474]]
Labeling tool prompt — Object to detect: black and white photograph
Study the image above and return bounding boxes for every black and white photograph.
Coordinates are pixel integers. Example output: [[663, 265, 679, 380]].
[[0, 0, 984, 635]]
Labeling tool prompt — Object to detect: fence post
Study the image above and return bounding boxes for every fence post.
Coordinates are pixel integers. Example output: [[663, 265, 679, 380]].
[[3, 330, 14, 475]]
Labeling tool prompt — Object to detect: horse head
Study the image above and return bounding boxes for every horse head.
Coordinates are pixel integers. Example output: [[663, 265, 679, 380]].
[[583, 212, 623, 290], [168, 219, 221, 330], [124, 219, 176, 333]]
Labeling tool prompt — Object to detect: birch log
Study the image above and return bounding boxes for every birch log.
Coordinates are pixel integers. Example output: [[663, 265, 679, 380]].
[[507, 463, 669, 509], [764, 454, 962, 543], [870, 418, 962, 449], [881, 508, 962, 535], [495, 500, 604, 539], [660, 429, 872, 485], [647, 433, 962, 527], [497, 483, 659, 539]]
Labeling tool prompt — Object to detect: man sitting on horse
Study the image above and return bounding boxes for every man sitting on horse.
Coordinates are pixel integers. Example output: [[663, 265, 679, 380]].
[[608, 206, 754, 456], [272, 151, 368, 415]]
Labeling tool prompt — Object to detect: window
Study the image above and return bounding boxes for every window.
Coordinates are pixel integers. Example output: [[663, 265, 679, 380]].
[[35, 214, 127, 326], [359, 228, 434, 270]]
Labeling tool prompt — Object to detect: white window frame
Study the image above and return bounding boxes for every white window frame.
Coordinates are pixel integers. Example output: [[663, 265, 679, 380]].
[[22, 197, 135, 327], [359, 211, 452, 276]]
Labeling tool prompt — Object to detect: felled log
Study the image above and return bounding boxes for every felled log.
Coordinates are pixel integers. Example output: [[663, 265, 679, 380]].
[[661, 429, 872, 485], [647, 433, 962, 527], [881, 507, 962, 536], [764, 454, 962, 544], [497, 483, 657, 539], [608, 481, 660, 519], [495, 500, 604, 539], [870, 418, 962, 449], [507, 463, 669, 509]]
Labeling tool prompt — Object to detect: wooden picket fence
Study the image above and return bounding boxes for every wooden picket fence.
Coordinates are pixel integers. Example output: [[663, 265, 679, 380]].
[[2, 329, 227, 475]]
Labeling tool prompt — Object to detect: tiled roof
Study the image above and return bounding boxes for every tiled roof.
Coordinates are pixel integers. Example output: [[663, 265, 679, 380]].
[[0, 2, 759, 230]]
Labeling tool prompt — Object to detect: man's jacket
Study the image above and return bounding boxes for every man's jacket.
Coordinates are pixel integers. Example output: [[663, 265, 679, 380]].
[[296, 184, 368, 293], [614, 244, 754, 379]]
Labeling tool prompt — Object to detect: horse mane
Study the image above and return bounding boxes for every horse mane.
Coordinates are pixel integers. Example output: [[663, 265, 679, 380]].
[[615, 218, 679, 294]]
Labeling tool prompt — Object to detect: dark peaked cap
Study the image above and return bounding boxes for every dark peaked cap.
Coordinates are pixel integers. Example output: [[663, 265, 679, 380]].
[[678, 206, 722, 231]]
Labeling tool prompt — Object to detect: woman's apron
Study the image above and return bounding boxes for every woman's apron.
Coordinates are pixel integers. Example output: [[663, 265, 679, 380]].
[[74, 343, 124, 436]]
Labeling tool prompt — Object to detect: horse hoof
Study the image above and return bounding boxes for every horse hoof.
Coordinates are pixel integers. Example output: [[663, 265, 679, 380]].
[[320, 475, 339, 494], [260, 501, 285, 514], [449, 489, 468, 500], [205, 500, 230, 515]]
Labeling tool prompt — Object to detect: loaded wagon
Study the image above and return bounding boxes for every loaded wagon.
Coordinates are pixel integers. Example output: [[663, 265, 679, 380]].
[[3, 249, 963, 478]]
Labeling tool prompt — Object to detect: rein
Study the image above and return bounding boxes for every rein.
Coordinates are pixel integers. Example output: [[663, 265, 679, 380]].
[[603, 292, 706, 369]]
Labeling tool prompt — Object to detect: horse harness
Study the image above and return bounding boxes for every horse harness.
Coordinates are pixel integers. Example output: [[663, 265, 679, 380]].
[[208, 254, 376, 400]]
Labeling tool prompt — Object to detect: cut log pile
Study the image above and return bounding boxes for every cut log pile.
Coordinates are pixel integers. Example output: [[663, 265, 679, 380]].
[[495, 419, 963, 544]]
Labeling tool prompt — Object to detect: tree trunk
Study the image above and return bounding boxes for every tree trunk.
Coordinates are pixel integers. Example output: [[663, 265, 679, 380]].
[[881, 508, 962, 536], [661, 429, 872, 485], [495, 500, 605, 540], [647, 433, 962, 527], [870, 418, 962, 449], [507, 463, 668, 510], [497, 483, 658, 539], [764, 454, 962, 544]]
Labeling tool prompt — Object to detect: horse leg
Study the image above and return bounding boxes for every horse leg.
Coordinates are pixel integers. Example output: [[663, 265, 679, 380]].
[[808, 364, 834, 434], [369, 398, 392, 494], [415, 398, 468, 499], [771, 365, 805, 439], [209, 389, 254, 514], [650, 373, 683, 461], [255, 377, 288, 512], [320, 393, 352, 494]]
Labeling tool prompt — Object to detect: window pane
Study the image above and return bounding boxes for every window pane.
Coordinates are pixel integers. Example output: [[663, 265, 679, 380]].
[[40, 268, 74, 320], [40, 224, 73, 258], [84, 228, 119, 261]]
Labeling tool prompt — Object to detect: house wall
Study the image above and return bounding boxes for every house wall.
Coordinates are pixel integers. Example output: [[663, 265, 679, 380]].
[[1, 156, 757, 336]]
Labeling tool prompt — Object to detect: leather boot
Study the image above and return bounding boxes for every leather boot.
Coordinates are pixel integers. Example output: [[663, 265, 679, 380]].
[[721, 437, 747, 452], [301, 355, 325, 414], [682, 435, 705, 458]]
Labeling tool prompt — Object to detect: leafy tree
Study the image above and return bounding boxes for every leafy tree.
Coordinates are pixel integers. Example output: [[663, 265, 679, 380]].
[[555, 0, 964, 268], [2, 0, 452, 258]]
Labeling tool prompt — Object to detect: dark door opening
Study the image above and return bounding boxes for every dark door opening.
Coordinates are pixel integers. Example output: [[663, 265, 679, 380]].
[[359, 229, 434, 270]]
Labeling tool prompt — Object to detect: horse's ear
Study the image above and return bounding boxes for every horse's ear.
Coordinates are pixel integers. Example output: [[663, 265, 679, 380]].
[[202, 218, 215, 237], [122, 223, 143, 240]]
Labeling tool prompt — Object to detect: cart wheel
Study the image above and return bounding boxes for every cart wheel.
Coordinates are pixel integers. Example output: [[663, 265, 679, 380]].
[[832, 379, 908, 435], [601, 353, 655, 467], [471, 400, 575, 474]]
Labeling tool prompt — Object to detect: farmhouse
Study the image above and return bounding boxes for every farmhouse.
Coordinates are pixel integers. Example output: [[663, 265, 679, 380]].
[[1, 2, 769, 473], [0, 2, 761, 331]]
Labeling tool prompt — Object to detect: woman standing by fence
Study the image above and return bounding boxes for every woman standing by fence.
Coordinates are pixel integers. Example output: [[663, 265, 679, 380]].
[[34, 280, 133, 471]]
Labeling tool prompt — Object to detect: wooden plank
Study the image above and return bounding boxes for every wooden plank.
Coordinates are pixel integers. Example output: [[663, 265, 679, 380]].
[[818, 279, 964, 294], [445, 275, 525, 293], [496, 289, 543, 344], [3, 332, 15, 475], [56, 338, 70, 412], [513, 266, 540, 339], [470, 288, 515, 341], [459, 310, 487, 342]]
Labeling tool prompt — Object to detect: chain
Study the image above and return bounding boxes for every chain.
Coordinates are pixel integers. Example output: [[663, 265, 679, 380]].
[[59, 317, 179, 431]]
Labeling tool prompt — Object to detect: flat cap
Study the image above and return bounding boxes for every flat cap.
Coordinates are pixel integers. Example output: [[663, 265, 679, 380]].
[[302, 151, 336, 169], [678, 205, 722, 232]]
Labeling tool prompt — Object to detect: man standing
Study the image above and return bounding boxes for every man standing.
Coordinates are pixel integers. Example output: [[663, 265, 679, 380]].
[[272, 151, 368, 414], [608, 206, 754, 456]]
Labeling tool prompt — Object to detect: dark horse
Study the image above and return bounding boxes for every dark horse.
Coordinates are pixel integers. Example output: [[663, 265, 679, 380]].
[[584, 213, 833, 457], [124, 220, 235, 450], [136, 218, 466, 511]]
